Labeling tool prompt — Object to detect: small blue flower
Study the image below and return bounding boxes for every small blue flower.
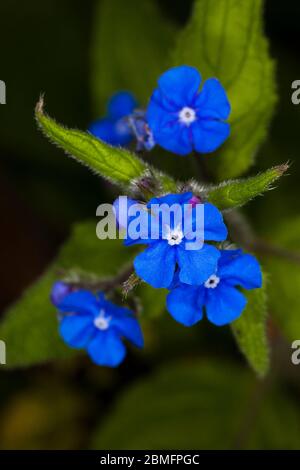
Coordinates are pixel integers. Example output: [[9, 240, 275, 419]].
[[89, 91, 137, 147], [147, 65, 231, 155], [114, 192, 228, 289], [166, 250, 262, 327], [52, 288, 144, 367]]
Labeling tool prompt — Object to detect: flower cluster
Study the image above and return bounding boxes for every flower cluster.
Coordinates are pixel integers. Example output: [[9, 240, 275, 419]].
[[89, 65, 230, 156], [51, 65, 261, 367]]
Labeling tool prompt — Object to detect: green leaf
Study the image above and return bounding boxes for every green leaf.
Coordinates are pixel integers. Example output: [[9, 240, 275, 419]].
[[172, 0, 277, 180], [90, 0, 176, 113], [206, 164, 288, 210], [262, 217, 300, 341], [0, 222, 133, 368], [35, 98, 177, 193], [92, 360, 300, 449], [35, 98, 145, 186], [231, 277, 269, 377]]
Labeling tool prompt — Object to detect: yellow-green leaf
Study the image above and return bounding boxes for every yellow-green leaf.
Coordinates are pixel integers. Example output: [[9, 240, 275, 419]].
[[207, 164, 288, 210], [231, 276, 269, 377], [36, 98, 145, 186]]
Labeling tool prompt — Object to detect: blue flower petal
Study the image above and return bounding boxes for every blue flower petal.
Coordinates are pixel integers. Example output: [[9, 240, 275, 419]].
[[158, 123, 193, 156], [177, 243, 220, 285], [166, 285, 204, 326], [95, 293, 124, 315], [204, 203, 228, 241], [147, 100, 193, 155], [218, 251, 262, 289], [150, 88, 178, 112], [195, 78, 231, 120], [158, 65, 201, 107], [95, 296, 143, 347], [148, 192, 193, 234], [57, 290, 98, 316], [134, 241, 176, 288], [59, 314, 95, 348], [206, 283, 247, 326], [148, 192, 193, 208], [87, 330, 126, 367], [217, 249, 243, 264], [147, 90, 177, 134], [107, 91, 137, 120], [191, 119, 230, 153], [89, 117, 132, 146], [111, 312, 144, 348]]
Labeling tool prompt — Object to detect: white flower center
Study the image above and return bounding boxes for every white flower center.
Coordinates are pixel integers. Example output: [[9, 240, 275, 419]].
[[93, 309, 111, 330], [178, 107, 196, 126], [166, 225, 184, 246], [204, 274, 220, 289]]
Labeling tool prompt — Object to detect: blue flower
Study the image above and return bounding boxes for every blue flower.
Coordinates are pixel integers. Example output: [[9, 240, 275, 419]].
[[51, 287, 144, 367], [166, 250, 262, 327], [89, 91, 137, 147], [114, 192, 228, 289], [147, 65, 231, 155]]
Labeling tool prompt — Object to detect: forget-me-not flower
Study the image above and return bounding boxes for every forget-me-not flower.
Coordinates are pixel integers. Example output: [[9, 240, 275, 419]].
[[113, 192, 227, 289], [51, 286, 144, 367], [166, 250, 262, 327], [147, 65, 231, 155]]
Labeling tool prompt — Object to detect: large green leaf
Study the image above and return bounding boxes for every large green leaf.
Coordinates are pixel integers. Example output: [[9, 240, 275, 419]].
[[231, 278, 269, 377], [206, 164, 287, 210], [0, 222, 133, 367], [262, 217, 300, 341], [172, 0, 277, 180], [90, 0, 176, 114], [92, 360, 300, 449]]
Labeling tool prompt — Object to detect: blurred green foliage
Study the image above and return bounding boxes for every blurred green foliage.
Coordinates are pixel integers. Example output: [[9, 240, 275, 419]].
[[90, 0, 176, 115], [262, 217, 300, 341], [92, 360, 300, 449], [231, 277, 269, 376]]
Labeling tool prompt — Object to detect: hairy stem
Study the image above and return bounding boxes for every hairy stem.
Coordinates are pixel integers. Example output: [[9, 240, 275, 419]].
[[57, 264, 135, 293], [225, 209, 300, 264]]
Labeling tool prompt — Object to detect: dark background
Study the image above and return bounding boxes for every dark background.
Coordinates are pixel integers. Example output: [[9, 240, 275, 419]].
[[0, 0, 299, 449]]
